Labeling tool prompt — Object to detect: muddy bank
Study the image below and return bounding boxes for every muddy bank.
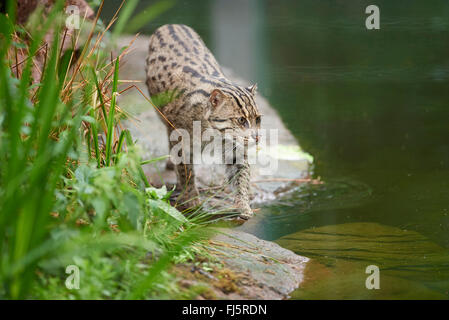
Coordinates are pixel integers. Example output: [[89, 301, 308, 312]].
[[116, 35, 311, 299]]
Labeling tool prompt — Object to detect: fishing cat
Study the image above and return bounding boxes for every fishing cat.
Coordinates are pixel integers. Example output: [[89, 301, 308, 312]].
[[145, 24, 261, 219]]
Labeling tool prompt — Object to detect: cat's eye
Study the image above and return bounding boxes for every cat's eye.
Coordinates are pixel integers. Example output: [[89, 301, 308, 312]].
[[238, 117, 248, 127]]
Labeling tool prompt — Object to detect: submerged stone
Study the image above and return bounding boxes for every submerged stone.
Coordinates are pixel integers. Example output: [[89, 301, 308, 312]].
[[277, 222, 449, 299]]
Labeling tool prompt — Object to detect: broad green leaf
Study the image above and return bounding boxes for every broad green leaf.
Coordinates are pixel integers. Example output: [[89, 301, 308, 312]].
[[148, 199, 187, 223]]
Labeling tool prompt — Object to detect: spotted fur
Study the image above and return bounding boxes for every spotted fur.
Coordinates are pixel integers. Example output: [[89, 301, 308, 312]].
[[145, 24, 261, 219]]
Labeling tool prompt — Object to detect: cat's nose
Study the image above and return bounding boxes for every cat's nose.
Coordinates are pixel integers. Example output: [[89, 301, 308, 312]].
[[251, 131, 260, 143]]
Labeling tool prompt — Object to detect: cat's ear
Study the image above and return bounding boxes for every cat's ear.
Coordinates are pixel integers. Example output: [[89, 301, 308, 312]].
[[247, 83, 257, 96], [209, 89, 227, 108]]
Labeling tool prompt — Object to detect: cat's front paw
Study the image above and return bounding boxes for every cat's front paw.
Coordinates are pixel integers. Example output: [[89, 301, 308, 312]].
[[236, 205, 254, 220]]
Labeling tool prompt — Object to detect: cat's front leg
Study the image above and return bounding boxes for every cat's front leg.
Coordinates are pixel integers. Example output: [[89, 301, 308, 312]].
[[226, 162, 253, 219]]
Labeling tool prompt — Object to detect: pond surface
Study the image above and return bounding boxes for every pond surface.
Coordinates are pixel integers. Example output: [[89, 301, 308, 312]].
[[102, 0, 449, 299]]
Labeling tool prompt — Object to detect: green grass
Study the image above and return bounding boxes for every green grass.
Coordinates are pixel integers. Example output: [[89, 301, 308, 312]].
[[0, 0, 215, 300]]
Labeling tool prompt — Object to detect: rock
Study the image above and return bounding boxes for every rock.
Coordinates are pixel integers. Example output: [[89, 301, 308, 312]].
[[276, 222, 449, 273], [209, 229, 309, 299]]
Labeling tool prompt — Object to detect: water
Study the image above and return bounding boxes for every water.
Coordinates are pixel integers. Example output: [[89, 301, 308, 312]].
[[102, 0, 449, 299]]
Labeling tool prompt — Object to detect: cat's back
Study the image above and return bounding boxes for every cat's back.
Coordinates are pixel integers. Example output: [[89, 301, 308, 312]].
[[146, 24, 224, 96]]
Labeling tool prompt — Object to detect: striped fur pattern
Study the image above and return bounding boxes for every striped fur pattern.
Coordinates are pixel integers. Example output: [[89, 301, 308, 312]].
[[145, 24, 261, 219]]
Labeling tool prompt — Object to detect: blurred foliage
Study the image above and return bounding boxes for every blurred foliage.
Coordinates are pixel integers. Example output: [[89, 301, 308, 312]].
[[0, 0, 215, 300]]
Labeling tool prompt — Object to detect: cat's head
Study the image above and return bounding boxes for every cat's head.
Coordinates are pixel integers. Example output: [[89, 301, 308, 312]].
[[205, 84, 261, 145]]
